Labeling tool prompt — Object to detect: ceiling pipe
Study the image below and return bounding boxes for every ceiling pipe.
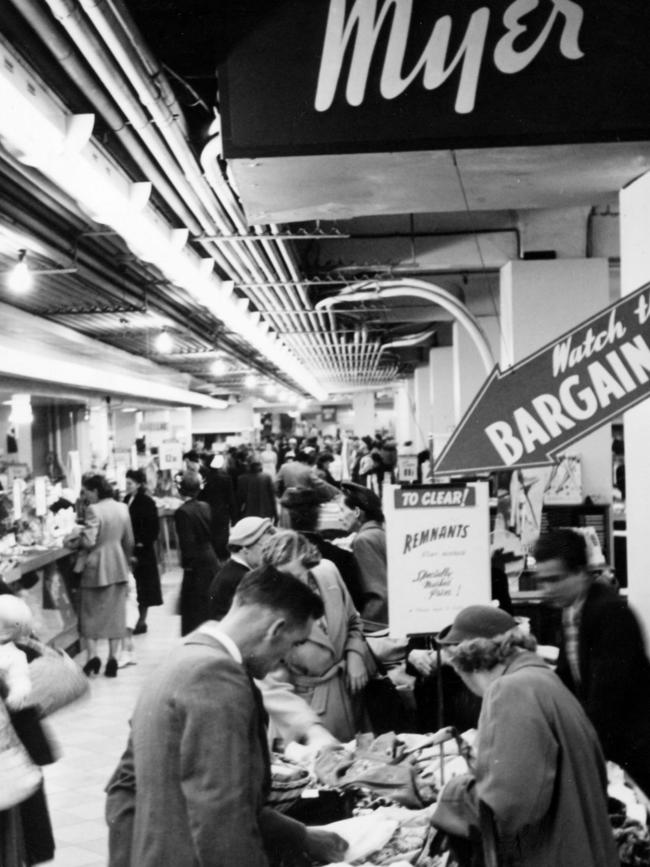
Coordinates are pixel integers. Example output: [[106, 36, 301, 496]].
[[315, 279, 495, 374], [376, 326, 437, 363]]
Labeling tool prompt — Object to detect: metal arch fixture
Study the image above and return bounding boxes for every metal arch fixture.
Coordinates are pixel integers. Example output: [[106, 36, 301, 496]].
[[314, 278, 496, 375]]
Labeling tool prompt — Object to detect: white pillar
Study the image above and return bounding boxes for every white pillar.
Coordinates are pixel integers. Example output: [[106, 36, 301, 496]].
[[500, 259, 612, 504], [429, 346, 456, 461], [413, 363, 431, 452], [352, 390, 376, 436], [393, 380, 415, 448], [452, 315, 500, 419], [620, 171, 650, 636]]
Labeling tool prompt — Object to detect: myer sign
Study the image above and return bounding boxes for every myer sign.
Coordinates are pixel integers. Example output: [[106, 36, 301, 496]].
[[219, 0, 650, 157], [435, 284, 650, 475]]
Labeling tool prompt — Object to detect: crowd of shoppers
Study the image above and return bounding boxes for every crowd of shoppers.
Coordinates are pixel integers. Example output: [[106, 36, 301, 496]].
[[6, 433, 645, 866]]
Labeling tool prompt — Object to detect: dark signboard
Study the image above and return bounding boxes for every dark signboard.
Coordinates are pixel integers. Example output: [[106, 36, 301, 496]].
[[434, 284, 650, 475], [219, 0, 650, 158]]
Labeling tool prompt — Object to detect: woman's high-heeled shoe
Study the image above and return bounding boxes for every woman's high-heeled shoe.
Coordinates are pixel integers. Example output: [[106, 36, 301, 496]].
[[83, 657, 101, 677], [104, 657, 118, 678]]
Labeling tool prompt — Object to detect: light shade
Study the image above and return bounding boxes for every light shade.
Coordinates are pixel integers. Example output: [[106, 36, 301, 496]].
[[155, 330, 173, 353], [9, 393, 33, 424], [7, 253, 32, 294]]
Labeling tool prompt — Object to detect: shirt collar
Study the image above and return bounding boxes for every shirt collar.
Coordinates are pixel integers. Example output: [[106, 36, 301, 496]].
[[197, 621, 242, 664], [230, 552, 249, 568]]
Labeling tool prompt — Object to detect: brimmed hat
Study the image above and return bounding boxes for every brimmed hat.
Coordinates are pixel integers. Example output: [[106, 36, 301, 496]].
[[340, 482, 382, 514], [229, 516, 273, 547], [437, 605, 517, 645], [280, 486, 320, 510]]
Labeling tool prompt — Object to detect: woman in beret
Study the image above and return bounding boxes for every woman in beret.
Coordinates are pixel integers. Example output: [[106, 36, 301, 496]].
[[431, 605, 619, 867]]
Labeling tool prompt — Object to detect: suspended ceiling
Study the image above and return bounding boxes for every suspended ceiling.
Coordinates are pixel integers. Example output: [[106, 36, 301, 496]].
[[0, 0, 647, 407]]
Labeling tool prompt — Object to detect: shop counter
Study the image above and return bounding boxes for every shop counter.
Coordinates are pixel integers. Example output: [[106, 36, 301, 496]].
[[1, 546, 79, 651]]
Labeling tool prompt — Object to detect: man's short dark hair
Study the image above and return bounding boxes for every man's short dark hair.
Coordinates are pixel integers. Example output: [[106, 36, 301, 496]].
[[83, 474, 114, 500], [234, 564, 324, 625], [533, 529, 588, 572]]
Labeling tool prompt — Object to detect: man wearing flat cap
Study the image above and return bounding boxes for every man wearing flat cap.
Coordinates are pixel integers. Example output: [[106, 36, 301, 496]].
[[431, 605, 618, 867], [208, 517, 274, 620]]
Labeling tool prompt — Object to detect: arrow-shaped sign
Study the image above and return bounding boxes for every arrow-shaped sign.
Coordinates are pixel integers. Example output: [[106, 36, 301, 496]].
[[435, 283, 650, 475]]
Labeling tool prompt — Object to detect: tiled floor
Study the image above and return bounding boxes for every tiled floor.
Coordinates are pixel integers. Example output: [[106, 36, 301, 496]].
[[39, 567, 183, 867]]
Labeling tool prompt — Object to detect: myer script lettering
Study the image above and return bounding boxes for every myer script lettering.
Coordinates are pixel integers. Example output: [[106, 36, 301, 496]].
[[315, 0, 584, 115]]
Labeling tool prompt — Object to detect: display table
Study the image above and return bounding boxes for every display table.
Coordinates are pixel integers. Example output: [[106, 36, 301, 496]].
[[0, 546, 79, 650]]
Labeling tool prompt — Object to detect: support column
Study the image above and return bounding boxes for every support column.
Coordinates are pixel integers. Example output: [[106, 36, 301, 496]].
[[452, 315, 500, 420], [620, 171, 650, 635], [500, 259, 612, 503], [352, 390, 376, 437], [429, 346, 456, 462], [393, 380, 415, 448], [413, 363, 431, 453]]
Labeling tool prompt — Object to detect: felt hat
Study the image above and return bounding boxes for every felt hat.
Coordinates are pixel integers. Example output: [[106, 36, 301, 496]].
[[229, 516, 273, 547], [340, 482, 382, 514], [437, 605, 517, 645], [280, 486, 320, 509]]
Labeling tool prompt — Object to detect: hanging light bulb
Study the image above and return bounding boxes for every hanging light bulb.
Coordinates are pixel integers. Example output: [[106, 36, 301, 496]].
[[264, 382, 277, 397], [155, 329, 173, 353], [244, 373, 257, 389], [210, 358, 228, 377], [7, 250, 33, 294]]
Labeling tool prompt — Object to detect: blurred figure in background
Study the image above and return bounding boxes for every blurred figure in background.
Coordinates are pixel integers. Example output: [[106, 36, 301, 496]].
[[175, 472, 219, 636], [124, 469, 162, 636], [237, 460, 277, 522]]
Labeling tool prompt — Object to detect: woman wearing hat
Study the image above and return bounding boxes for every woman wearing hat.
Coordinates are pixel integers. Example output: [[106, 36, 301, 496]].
[[340, 483, 388, 627], [174, 472, 219, 635], [261, 530, 371, 741], [431, 605, 618, 867]]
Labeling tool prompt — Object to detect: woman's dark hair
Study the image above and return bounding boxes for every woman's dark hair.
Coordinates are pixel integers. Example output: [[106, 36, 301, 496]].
[[234, 564, 324, 625], [343, 491, 384, 524], [82, 474, 114, 500], [533, 529, 587, 572], [126, 468, 146, 487]]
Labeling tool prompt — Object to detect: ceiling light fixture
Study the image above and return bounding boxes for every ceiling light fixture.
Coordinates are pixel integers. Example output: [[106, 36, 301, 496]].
[[210, 358, 228, 377], [8, 393, 33, 424], [155, 329, 173, 354], [244, 373, 257, 389], [7, 250, 32, 294]]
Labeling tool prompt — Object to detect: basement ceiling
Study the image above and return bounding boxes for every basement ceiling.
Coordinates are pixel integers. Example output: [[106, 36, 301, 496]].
[[0, 0, 647, 404]]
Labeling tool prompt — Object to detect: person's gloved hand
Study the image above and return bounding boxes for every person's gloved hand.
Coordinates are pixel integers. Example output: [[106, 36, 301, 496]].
[[304, 827, 348, 863], [407, 648, 437, 676]]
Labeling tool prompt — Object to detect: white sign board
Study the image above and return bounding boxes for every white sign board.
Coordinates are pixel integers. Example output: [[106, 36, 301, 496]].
[[385, 482, 491, 635], [397, 454, 418, 484], [159, 441, 183, 472]]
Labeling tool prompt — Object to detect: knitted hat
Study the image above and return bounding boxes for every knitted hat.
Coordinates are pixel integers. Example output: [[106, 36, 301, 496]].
[[229, 516, 274, 547], [437, 605, 517, 645]]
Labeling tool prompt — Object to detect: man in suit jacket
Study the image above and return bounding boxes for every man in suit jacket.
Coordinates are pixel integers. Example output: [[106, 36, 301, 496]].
[[106, 565, 347, 867], [534, 528, 650, 796], [198, 453, 238, 561]]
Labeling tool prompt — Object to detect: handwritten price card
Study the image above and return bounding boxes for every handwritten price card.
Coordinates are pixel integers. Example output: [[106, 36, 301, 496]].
[[384, 482, 491, 636]]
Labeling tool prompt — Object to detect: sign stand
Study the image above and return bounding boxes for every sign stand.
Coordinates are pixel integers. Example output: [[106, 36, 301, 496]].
[[384, 480, 491, 777]]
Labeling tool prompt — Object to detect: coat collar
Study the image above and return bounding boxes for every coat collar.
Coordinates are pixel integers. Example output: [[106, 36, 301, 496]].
[[503, 649, 550, 676]]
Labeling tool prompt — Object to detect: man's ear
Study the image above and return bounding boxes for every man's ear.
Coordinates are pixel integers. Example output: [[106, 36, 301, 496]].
[[267, 617, 287, 641]]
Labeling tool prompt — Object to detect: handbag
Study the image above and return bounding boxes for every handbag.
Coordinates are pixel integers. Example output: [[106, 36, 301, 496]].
[[21, 639, 89, 717], [0, 697, 42, 810]]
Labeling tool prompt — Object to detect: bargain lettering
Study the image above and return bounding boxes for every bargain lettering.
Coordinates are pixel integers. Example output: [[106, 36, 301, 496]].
[[315, 0, 584, 115], [485, 300, 650, 465]]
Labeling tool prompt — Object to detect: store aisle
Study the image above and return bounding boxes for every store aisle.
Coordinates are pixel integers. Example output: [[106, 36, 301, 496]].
[[39, 568, 183, 867]]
